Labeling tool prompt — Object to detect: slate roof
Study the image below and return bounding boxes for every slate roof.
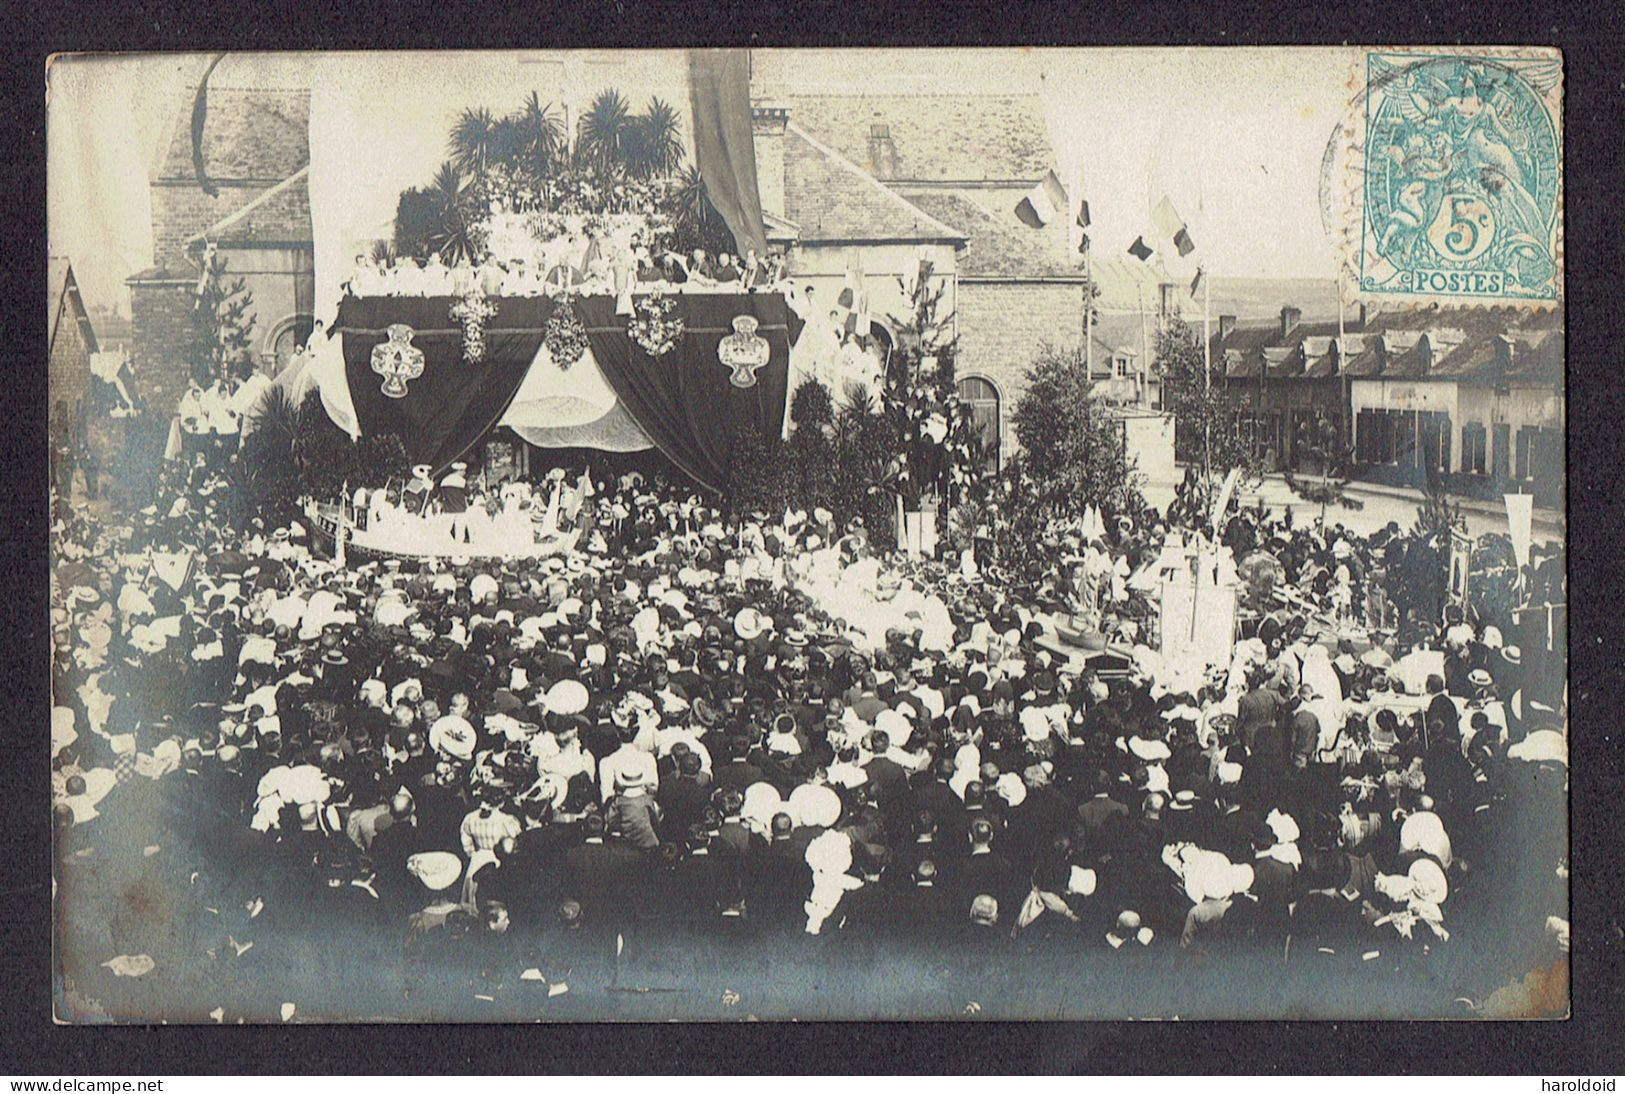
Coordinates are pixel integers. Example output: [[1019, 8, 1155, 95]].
[[1210, 303, 1564, 386], [903, 191, 1082, 280], [782, 123, 966, 244], [787, 93, 1054, 183], [158, 88, 310, 182], [48, 258, 97, 353]]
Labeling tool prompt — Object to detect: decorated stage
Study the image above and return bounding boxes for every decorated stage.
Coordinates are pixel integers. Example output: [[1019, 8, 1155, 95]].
[[335, 292, 804, 491]]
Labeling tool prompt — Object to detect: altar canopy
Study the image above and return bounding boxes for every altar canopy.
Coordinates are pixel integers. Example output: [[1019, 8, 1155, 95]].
[[337, 293, 801, 492]]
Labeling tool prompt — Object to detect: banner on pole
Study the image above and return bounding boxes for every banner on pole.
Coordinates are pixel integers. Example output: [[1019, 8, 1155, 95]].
[[1447, 530, 1472, 611], [1504, 492, 1534, 573], [1211, 466, 1243, 538]]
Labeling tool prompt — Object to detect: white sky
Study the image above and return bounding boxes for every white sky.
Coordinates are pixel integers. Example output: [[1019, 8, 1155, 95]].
[[48, 48, 1355, 315]]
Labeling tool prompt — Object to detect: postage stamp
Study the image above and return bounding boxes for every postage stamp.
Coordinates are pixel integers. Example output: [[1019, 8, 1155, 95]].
[[1346, 49, 1563, 307]]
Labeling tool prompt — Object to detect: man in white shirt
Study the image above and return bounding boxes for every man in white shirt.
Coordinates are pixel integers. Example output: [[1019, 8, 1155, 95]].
[[230, 364, 273, 436], [598, 722, 659, 803]]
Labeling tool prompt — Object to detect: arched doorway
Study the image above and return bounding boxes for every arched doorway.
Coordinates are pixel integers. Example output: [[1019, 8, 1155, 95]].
[[955, 374, 1002, 473], [264, 314, 316, 378]]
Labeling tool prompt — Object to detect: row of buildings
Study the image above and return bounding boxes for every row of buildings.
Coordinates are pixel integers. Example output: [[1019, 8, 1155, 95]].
[[100, 71, 1562, 509], [1209, 303, 1565, 507]]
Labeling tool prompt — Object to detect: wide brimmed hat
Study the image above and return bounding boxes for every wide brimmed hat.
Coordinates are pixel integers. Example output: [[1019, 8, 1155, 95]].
[[733, 607, 768, 642], [406, 851, 463, 891]]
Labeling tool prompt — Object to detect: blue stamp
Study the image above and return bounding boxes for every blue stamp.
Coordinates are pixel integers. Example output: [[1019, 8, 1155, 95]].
[[1359, 51, 1562, 304]]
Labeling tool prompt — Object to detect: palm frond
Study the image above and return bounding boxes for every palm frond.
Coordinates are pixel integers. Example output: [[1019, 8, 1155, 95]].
[[514, 92, 563, 175], [636, 96, 684, 178], [578, 89, 632, 171], [448, 107, 498, 177]]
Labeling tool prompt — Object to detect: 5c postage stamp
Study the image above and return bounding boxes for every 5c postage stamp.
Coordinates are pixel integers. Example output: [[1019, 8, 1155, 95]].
[[1348, 49, 1563, 307]]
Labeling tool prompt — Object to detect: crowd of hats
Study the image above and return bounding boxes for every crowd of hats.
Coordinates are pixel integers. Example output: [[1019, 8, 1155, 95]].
[[48, 448, 1570, 1012]]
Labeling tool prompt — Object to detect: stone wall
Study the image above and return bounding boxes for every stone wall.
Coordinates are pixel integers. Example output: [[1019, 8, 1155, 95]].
[[150, 181, 272, 271], [954, 280, 1086, 458], [49, 311, 92, 420], [128, 279, 196, 417]]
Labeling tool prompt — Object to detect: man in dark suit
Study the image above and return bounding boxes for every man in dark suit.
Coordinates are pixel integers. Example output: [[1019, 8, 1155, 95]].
[[657, 751, 713, 836], [862, 730, 909, 810], [562, 813, 647, 930], [906, 757, 968, 846], [1076, 769, 1131, 851], [956, 817, 1021, 917]]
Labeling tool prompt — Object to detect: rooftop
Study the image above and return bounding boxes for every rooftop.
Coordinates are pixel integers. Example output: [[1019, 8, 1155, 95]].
[[786, 93, 1054, 183], [48, 257, 98, 354], [1211, 304, 1565, 386], [158, 87, 310, 183], [782, 123, 966, 244], [904, 191, 1082, 280]]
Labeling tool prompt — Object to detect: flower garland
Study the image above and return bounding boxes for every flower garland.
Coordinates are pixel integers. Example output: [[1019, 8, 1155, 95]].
[[544, 293, 589, 371], [628, 291, 686, 357], [449, 287, 498, 363]]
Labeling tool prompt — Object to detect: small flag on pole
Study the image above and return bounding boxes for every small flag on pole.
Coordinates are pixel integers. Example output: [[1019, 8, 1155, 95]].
[[1076, 198, 1091, 231], [1190, 266, 1205, 298], [1128, 237, 1154, 262], [1150, 196, 1185, 240], [1150, 195, 1197, 256], [1014, 170, 1069, 229]]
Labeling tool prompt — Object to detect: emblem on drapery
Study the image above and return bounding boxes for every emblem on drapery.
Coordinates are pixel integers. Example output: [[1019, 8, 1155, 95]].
[[718, 314, 770, 388], [371, 324, 425, 399]]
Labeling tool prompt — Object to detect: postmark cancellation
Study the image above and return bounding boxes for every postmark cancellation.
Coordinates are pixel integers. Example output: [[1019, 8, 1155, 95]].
[[1343, 49, 1562, 309]]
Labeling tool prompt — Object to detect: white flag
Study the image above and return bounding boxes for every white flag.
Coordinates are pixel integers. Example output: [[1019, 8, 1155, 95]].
[[1504, 493, 1534, 572]]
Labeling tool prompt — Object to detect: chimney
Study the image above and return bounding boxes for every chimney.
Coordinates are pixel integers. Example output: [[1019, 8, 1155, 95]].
[[1218, 314, 1237, 340], [867, 122, 899, 180], [1280, 305, 1301, 339], [751, 105, 790, 222]]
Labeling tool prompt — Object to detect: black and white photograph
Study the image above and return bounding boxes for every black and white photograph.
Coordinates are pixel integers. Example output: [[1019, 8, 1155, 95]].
[[45, 46, 1570, 1024]]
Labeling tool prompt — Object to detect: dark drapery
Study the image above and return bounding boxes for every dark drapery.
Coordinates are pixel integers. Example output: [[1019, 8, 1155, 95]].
[[337, 294, 802, 490], [687, 49, 769, 259], [576, 295, 800, 494], [338, 296, 548, 473]]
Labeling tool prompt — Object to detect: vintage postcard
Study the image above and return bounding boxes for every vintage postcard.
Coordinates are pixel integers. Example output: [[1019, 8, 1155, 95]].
[[47, 47, 1567, 1023]]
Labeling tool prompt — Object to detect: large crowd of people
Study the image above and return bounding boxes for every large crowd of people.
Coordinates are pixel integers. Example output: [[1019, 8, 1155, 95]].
[[50, 440, 1569, 1020]]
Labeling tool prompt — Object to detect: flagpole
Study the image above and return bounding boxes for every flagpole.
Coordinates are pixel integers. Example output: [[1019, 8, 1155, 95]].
[[1084, 245, 1094, 381], [1202, 264, 1212, 505], [1137, 284, 1150, 409]]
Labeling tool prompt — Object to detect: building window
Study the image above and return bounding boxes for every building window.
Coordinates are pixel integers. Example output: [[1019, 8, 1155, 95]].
[[1492, 422, 1511, 479], [1461, 423, 1487, 474], [956, 375, 1002, 474], [1516, 426, 1534, 480]]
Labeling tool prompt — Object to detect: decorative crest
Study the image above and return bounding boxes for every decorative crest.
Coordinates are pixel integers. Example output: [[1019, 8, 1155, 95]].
[[718, 314, 770, 388], [370, 324, 425, 398]]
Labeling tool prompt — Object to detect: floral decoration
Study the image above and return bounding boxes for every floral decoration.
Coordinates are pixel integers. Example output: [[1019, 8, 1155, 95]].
[[544, 293, 589, 371], [449, 287, 497, 363], [628, 291, 686, 357]]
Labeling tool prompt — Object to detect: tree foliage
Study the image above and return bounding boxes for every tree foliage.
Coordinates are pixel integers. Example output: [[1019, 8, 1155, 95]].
[[1156, 316, 1262, 512], [235, 389, 410, 528], [782, 381, 838, 517], [185, 251, 256, 385], [399, 90, 737, 265], [671, 164, 736, 256], [724, 416, 782, 519], [1010, 344, 1145, 522]]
